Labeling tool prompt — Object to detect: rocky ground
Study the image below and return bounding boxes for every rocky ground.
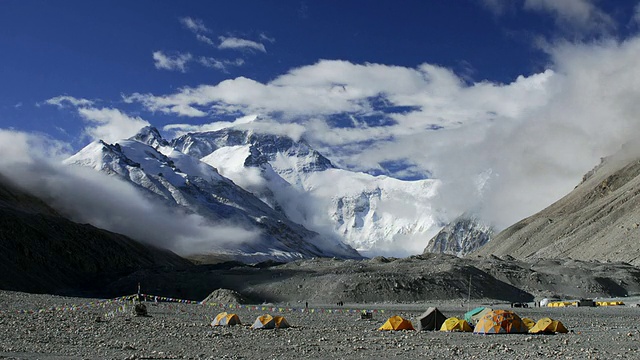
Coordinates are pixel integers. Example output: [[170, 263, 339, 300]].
[[98, 254, 640, 305], [1, 290, 640, 359]]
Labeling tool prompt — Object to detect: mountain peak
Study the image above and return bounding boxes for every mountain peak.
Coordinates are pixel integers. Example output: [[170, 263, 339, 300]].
[[132, 126, 168, 148]]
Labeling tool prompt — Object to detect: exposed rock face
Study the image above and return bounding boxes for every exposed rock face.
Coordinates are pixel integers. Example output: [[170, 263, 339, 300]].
[[473, 143, 640, 266], [424, 215, 493, 257]]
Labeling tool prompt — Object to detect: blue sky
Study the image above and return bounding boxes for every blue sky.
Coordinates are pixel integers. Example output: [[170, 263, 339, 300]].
[[3, 0, 640, 228], [3, 0, 632, 140]]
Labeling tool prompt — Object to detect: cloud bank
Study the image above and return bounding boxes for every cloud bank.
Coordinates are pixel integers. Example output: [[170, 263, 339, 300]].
[[126, 35, 640, 232], [0, 129, 259, 256], [45, 95, 150, 144]]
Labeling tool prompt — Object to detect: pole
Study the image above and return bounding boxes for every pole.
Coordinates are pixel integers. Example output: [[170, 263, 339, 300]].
[[467, 274, 471, 312]]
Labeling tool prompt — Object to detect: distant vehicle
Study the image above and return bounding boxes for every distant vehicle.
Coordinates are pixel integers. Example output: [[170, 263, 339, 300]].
[[511, 302, 529, 308]]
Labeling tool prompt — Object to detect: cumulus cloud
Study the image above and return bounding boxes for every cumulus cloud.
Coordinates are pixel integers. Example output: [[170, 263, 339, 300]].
[[44, 95, 150, 143], [152, 51, 192, 72], [130, 34, 640, 236], [128, 59, 553, 132], [76, 107, 150, 143], [0, 129, 260, 256], [218, 36, 266, 52]]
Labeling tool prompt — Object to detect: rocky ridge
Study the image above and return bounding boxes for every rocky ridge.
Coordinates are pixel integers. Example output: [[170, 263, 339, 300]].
[[424, 215, 493, 257]]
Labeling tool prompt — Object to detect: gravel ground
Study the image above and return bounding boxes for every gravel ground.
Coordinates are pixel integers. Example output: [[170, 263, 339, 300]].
[[1, 290, 639, 359]]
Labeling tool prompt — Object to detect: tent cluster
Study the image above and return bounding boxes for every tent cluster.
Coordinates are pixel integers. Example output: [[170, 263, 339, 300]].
[[377, 307, 568, 335], [210, 312, 291, 329], [543, 298, 624, 307], [251, 314, 290, 329]]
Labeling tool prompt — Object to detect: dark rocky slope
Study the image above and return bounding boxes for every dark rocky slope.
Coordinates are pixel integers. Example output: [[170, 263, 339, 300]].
[[0, 174, 192, 295]]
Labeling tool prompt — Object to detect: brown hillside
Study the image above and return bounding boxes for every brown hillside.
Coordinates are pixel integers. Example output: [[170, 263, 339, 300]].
[[474, 145, 640, 265]]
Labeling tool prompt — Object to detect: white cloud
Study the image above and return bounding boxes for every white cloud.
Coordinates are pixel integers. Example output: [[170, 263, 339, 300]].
[[45, 95, 149, 143], [259, 33, 276, 43], [179, 17, 209, 33], [196, 34, 214, 45], [127, 59, 552, 129], [164, 114, 259, 136], [77, 107, 150, 143], [166, 104, 208, 117], [152, 51, 192, 72], [45, 95, 94, 108], [131, 34, 640, 234], [218, 36, 266, 52], [0, 129, 71, 166], [199, 57, 245, 72]]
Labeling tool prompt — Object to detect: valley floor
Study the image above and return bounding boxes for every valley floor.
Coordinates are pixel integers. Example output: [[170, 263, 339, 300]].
[[0, 291, 639, 359]]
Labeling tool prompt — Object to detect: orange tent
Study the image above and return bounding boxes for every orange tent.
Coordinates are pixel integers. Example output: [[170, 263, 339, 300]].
[[251, 314, 291, 329], [378, 315, 415, 331], [211, 312, 241, 326], [473, 309, 528, 334]]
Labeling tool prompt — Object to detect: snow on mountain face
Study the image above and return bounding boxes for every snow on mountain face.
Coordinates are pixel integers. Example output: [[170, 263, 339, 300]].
[[173, 129, 334, 188], [64, 127, 360, 263], [423, 215, 493, 257], [173, 128, 444, 257]]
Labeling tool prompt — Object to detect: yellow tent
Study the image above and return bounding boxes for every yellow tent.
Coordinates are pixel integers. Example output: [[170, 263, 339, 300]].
[[211, 312, 241, 326], [473, 310, 529, 334], [378, 315, 415, 331], [251, 314, 291, 329], [596, 301, 624, 306], [522, 317, 536, 330], [529, 317, 568, 334], [439, 317, 472, 332]]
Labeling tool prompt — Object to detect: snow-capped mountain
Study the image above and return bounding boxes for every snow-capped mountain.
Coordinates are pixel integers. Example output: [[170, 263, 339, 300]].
[[423, 215, 493, 257], [172, 128, 443, 257], [64, 127, 360, 263]]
